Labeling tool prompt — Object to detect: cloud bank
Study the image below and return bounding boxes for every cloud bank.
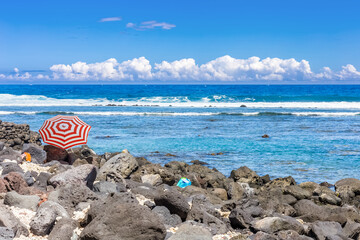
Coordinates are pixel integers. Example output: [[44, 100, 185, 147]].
[[1, 56, 360, 82]]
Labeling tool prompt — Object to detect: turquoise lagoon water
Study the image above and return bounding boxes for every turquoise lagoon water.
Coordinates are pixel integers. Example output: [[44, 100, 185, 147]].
[[0, 85, 359, 184]]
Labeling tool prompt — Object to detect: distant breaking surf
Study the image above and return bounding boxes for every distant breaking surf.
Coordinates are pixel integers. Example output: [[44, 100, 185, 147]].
[[0, 110, 359, 117], [1, 94, 360, 109]]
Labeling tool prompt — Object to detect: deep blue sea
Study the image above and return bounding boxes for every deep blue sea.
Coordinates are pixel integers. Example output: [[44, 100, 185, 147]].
[[0, 85, 359, 184]]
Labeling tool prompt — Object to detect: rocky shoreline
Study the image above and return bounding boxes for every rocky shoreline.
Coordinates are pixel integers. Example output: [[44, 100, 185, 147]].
[[1, 120, 360, 240]]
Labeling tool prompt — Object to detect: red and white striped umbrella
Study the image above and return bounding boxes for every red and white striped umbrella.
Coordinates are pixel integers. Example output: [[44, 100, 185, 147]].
[[39, 115, 91, 149]]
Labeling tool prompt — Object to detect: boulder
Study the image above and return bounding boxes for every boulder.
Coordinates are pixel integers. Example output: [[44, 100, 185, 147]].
[[141, 174, 163, 186], [93, 181, 126, 194], [178, 185, 224, 205], [252, 216, 304, 234], [48, 183, 99, 213], [46, 160, 72, 174], [186, 164, 227, 189], [0, 227, 15, 240], [43, 145, 69, 163], [85, 193, 139, 225], [226, 181, 246, 201], [190, 160, 208, 166], [186, 202, 228, 235], [168, 222, 213, 240], [0, 204, 29, 237], [308, 221, 347, 240], [80, 203, 166, 240], [33, 172, 51, 192], [134, 186, 163, 202], [283, 185, 311, 200], [23, 171, 35, 186], [319, 193, 342, 206], [22, 143, 47, 164], [30, 201, 70, 236], [48, 164, 97, 189], [257, 186, 296, 214], [131, 164, 175, 185], [97, 153, 138, 181], [265, 176, 296, 188], [250, 231, 277, 240], [165, 161, 188, 174], [335, 178, 360, 205], [154, 187, 190, 221], [0, 146, 22, 163], [0, 178, 7, 193], [4, 191, 40, 211], [0, 162, 24, 175], [209, 188, 228, 201], [230, 166, 261, 186], [276, 230, 313, 240], [343, 220, 360, 239], [293, 200, 353, 224], [67, 145, 98, 165], [229, 207, 253, 229], [3, 172, 28, 193], [335, 178, 360, 193], [48, 218, 77, 240], [72, 158, 89, 167], [135, 156, 152, 167], [299, 181, 320, 193], [152, 206, 182, 227]]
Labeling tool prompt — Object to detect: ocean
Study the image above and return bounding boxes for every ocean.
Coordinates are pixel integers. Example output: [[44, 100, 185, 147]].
[[0, 84, 359, 184]]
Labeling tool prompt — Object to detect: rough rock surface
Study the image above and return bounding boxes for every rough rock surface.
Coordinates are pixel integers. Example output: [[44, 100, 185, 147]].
[[48, 183, 99, 213], [0, 162, 24, 175], [4, 191, 40, 211], [22, 143, 47, 164], [0, 227, 15, 240], [48, 164, 97, 189], [0, 204, 29, 237], [252, 216, 304, 234], [309, 221, 346, 240], [48, 218, 77, 240], [43, 145, 69, 163], [30, 200, 70, 236], [0, 120, 41, 150], [152, 206, 182, 227], [80, 203, 166, 240], [154, 187, 190, 221], [142, 174, 163, 186], [0, 146, 22, 163], [97, 152, 139, 181], [168, 222, 213, 240]]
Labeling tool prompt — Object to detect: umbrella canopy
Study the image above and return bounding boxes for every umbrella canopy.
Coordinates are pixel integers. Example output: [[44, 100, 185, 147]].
[[39, 115, 91, 149]]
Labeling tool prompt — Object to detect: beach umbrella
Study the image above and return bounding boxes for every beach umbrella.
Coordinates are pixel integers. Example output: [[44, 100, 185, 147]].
[[39, 115, 91, 149]]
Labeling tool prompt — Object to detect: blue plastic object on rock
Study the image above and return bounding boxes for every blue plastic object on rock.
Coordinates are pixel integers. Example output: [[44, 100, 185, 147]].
[[176, 177, 192, 188]]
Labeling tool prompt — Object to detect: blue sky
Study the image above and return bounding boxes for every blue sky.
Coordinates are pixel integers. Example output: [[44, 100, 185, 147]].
[[1, 0, 360, 83]]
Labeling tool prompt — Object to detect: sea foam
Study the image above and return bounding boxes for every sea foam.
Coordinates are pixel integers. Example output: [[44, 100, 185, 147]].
[[0, 110, 359, 117], [1, 94, 360, 110]]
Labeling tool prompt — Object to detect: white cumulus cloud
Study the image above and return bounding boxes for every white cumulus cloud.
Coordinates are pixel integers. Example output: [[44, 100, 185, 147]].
[[126, 21, 176, 30], [0, 68, 49, 81], [47, 56, 360, 82], [50, 57, 152, 81], [2, 56, 360, 82], [99, 17, 122, 22]]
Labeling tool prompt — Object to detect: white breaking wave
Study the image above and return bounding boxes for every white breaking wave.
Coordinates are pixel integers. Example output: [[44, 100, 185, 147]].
[[291, 112, 360, 116], [0, 110, 359, 117], [0, 94, 360, 109]]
